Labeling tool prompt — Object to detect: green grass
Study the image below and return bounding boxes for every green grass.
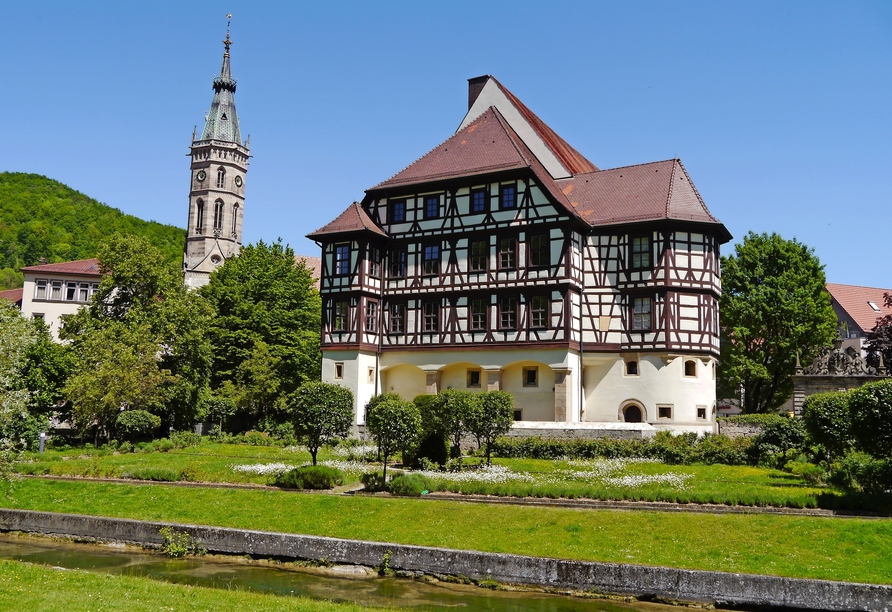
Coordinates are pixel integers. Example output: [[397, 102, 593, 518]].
[[2, 478, 891, 585], [0, 559, 390, 612]]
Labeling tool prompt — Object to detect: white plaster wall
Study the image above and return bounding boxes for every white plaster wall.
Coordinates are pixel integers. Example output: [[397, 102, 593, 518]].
[[380, 364, 427, 402], [21, 274, 95, 341], [321, 350, 378, 425], [583, 354, 716, 432], [502, 361, 555, 421]]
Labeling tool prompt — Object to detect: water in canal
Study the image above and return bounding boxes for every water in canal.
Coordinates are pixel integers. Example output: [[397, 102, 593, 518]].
[[0, 533, 738, 611]]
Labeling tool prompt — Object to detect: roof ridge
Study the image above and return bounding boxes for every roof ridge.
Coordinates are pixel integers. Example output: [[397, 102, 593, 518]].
[[371, 110, 498, 190], [570, 158, 677, 176], [827, 282, 892, 292], [665, 158, 678, 218]]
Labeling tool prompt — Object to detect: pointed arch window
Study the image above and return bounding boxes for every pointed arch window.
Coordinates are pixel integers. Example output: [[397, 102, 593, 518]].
[[216, 168, 226, 189], [231, 203, 239, 236], [195, 199, 205, 234], [213, 200, 224, 231]]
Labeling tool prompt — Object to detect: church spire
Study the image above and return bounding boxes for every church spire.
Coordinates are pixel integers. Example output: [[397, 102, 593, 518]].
[[200, 15, 241, 144]]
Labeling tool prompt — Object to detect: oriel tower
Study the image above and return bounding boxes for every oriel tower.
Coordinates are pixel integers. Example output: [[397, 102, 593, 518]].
[[184, 17, 249, 287]]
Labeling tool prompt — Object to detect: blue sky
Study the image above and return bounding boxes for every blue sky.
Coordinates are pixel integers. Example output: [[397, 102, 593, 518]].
[[2, 1, 890, 287]]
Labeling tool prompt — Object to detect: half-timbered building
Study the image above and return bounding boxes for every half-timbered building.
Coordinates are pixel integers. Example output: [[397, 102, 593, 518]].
[[309, 76, 731, 433]]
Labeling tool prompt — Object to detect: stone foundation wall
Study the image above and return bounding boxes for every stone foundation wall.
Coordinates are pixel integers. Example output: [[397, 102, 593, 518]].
[[1, 509, 889, 611]]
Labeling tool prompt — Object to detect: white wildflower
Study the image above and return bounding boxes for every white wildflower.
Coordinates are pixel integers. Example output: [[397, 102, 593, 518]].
[[231, 462, 294, 475]]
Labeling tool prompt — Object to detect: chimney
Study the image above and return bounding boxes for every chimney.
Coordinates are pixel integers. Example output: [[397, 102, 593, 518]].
[[38, 257, 48, 265], [468, 75, 491, 111]]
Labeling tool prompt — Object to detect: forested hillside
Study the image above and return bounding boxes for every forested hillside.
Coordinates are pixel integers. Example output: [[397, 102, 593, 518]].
[[0, 173, 186, 289]]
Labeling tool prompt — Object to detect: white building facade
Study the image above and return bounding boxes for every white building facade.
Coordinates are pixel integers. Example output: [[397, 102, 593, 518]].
[[19, 258, 101, 340], [309, 76, 731, 434]]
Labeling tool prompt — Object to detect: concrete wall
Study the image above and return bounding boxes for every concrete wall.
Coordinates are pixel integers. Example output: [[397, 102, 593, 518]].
[[1, 509, 889, 611]]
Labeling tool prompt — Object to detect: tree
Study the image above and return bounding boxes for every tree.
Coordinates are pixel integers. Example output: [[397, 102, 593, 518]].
[[366, 397, 421, 482], [287, 382, 354, 465], [467, 391, 514, 465], [202, 240, 321, 429], [65, 320, 170, 444], [62, 234, 213, 431], [0, 301, 42, 462], [865, 292, 892, 371], [849, 378, 892, 458], [19, 318, 76, 417], [435, 389, 478, 459], [718, 232, 837, 413], [802, 391, 853, 462], [116, 410, 161, 442]]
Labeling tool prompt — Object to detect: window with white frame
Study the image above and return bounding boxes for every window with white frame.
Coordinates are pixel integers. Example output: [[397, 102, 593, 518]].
[[334, 244, 350, 276], [365, 301, 377, 333]]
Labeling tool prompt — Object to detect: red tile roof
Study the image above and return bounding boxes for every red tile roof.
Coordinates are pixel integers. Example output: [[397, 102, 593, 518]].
[[307, 202, 387, 238], [826, 283, 892, 333], [0, 288, 23, 305], [371, 109, 533, 189], [558, 159, 727, 235], [491, 76, 598, 175], [20, 258, 101, 276]]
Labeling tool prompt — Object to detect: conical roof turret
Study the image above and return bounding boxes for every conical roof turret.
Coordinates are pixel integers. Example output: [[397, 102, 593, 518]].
[[200, 19, 242, 144]]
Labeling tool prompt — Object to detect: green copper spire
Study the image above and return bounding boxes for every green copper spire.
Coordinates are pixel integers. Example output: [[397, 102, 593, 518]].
[[200, 16, 242, 143]]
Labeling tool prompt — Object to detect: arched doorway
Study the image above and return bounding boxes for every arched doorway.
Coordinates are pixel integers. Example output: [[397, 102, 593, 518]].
[[623, 404, 643, 423]]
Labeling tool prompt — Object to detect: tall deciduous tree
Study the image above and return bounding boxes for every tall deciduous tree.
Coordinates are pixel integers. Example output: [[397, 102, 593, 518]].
[[201, 240, 321, 427], [287, 381, 354, 465], [718, 232, 837, 413]]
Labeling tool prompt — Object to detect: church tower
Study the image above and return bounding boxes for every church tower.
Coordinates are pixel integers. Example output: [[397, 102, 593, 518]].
[[184, 18, 249, 288]]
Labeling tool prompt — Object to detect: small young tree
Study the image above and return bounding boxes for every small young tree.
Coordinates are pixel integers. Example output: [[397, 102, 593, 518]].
[[849, 378, 892, 458], [802, 390, 853, 462], [116, 410, 161, 443], [437, 389, 478, 459], [366, 397, 421, 483], [287, 382, 354, 465], [467, 391, 514, 465]]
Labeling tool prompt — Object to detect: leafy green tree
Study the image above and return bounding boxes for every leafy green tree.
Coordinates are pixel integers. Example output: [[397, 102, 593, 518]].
[[367, 397, 421, 482], [718, 232, 837, 413], [287, 382, 354, 465], [467, 391, 514, 465], [202, 240, 321, 428], [62, 234, 213, 431], [435, 389, 478, 459], [65, 321, 170, 444], [116, 410, 161, 442], [849, 378, 892, 458], [802, 391, 853, 461], [20, 318, 76, 417]]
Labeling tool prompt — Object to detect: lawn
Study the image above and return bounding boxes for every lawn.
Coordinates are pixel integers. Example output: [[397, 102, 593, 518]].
[[2, 478, 891, 585], [0, 559, 392, 612], [19, 442, 861, 510]]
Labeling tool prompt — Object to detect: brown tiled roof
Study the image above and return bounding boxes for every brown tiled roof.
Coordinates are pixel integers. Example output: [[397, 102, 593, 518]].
[[295, 255, 322, 290], [371, 109, 533, 190], [557, 159, 728, 236], [307, 202, 387, 238], [491, 76, 598, 175], [826, 283, 892, 333], [0, 288, 23, 305], [20, 258, 101, 276]]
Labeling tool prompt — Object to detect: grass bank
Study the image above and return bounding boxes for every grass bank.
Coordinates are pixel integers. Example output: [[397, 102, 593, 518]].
[[0, 559, 389, 612], [2, 478, 891, 585]]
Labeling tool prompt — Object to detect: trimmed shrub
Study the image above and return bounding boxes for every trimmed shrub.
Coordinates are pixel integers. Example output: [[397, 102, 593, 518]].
[[274, 469, 304, 489], [276, 465, 343, 490], [157, 438, 174, 452], [830, 451, 892, 493], [803, 391, 853, 459], [751, 416, 807, 467], [123, 467, 181, 482], [414, 432, 449, 468], [849, 378, 892, 457], [170, 430, 201, 449], [361, 471, 386, 492], [388, 473, 432, 496], [116, 410, 161, 443], [118, 441, 133, 453]]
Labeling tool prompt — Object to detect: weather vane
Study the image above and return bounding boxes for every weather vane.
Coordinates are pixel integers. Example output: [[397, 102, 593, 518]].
[[224, 14, 233, 51]]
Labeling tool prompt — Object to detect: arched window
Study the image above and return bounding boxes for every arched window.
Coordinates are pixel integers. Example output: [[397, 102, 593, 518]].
[[213, 200, 224, 231], [625, 360, 638, 376], [231, 203, 239, 236], [195, 199, 204, 233], [684, 360, 697, 377], [623, 405, 643, 423], [216, 168, 226, 189]]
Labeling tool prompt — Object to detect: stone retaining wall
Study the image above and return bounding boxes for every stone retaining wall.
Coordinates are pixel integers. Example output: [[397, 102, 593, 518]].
[[1, 509, 889, 611]]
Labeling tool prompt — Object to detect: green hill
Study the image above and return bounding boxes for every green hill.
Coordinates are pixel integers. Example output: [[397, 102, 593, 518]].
[[0, 172, 186, 289]]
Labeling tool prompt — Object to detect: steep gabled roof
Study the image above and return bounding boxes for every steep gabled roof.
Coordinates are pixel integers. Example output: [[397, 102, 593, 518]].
[[458, 76, 598, 179], [20, 258, 101, 276], [558, 159, 727, 237], [307, 201, 387, 239], [371, 108, 533, 190], [826, 283, 892, 334]]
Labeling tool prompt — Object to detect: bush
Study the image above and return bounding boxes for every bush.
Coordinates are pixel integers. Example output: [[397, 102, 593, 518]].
[[242, 431, 271, 446], [830, 451, 892, 493], [116, 410, 161, 443], [117, 441, 133, 453], [361, 471, 386, 492], [388, 473, 432, 496], [274, 469, 304, 489], [275, 465, 343, 490], [803, 391, 852, 459], [138, 441, 155, 453], [414, 432, 449, 468], [849, 378, 892, 457], [170, 430, 201, 449], [123, 467, 181, 482], [751, 416, 807, 467], [0, 411, 47, 451]]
